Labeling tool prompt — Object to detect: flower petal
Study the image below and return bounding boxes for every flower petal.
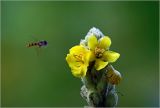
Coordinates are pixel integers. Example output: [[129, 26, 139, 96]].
[[102, 51, 120, 63], [66, 54, 81, 68], [88, 35, 98, 50], [88, 51, 96, 62], [99, 36, 111, 49], [71, 65, 87, 78], [94, 59, 108, 71], [81, 65, 87, 77], [69, 45, 87, 54]]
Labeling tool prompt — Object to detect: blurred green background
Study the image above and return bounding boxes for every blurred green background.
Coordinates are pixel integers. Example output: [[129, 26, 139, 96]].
[[1, 1, 159, 107]]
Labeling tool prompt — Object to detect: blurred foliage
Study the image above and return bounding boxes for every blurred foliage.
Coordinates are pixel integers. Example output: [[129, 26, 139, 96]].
[[1, 1, 159, 107]]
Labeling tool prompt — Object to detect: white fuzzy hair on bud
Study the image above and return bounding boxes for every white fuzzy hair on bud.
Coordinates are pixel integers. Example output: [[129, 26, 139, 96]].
[[80, 27, 105, 46]]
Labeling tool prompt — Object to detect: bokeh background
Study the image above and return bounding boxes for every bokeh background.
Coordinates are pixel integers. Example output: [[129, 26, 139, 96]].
[[1, 1, 159, 107]]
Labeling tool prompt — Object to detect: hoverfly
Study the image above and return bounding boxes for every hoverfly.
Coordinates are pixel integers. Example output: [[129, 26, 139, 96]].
[[26, 40, 48, 55], [27, 40, 48, 48]]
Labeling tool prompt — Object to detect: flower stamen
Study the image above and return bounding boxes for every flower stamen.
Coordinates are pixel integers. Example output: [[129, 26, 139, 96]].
[[73, 53, 84, 63], [94, 47, 105, 58]]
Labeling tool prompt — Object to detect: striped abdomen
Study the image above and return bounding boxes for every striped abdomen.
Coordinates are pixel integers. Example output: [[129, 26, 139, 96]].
[[27, 42, 39, 47]]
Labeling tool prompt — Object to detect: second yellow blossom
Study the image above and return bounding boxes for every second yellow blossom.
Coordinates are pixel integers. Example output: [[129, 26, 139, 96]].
[[87, 35, 120, 71]]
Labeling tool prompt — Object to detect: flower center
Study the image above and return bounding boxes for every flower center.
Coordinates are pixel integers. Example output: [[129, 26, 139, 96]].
[[94, 47, 105, 58], [73, 53, 84, 63]]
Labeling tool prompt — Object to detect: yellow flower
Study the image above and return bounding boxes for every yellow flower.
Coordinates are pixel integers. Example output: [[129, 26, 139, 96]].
[[66, 45, 90, 78], [88, 35, 120, 71]]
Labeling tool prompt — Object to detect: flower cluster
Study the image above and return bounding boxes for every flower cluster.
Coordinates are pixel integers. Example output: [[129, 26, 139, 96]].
[[66, 34, 120, 78]]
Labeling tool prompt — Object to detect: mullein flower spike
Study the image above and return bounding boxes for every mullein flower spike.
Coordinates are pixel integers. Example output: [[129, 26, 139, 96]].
[[66, 27, 122, 107]]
